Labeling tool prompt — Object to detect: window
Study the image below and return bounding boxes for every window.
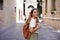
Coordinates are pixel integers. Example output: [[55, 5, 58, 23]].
[[0, 0, 3, 10], [28, 5, 34, 8], [15, 7, 16, 12], [23, 0, 25, 16], [23, 3, 25, 16]]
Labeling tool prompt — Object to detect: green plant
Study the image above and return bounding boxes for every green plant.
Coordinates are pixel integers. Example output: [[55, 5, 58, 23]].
[[50, 8, 56, 14], [44, 9, 47, 15]]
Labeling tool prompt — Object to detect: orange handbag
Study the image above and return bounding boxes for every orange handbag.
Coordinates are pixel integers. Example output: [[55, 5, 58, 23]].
[[23, 25, 31, 39]]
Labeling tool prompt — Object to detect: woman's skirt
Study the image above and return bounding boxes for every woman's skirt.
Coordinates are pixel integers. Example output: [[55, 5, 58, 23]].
[[28, 33, 38, 40]]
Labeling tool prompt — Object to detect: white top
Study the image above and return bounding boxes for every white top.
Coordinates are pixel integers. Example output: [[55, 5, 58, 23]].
[[29, 18, 36, 29]]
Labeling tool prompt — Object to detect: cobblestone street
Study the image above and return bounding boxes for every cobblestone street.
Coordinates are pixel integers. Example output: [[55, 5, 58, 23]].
[[0, 22, 60, 40], [0, 0, 60, 40]]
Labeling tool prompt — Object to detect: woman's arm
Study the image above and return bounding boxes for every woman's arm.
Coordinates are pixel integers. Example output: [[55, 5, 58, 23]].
[[29, 22, 40, 33]]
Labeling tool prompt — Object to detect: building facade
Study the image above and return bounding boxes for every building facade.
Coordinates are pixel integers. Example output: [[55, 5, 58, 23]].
[[0, 0, 39, 28], [24, 0, 37, 20], [0, 0, 16, 29], [16, 0, 42, 23], [0, 0, 60, 30], [42, 0, 60, 30]]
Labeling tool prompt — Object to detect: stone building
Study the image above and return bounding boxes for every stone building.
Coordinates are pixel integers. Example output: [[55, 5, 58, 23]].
[[0, 0, 39, 29], [0, 0, 16, 29], [42, 0, 60, 30], [16, 0, 42, 23], [0, 0, 60, 31], [24, 0, 37, 20]]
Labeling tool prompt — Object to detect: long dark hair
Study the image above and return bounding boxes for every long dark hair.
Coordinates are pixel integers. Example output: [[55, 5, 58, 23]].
[[25, 8, 39, 26]]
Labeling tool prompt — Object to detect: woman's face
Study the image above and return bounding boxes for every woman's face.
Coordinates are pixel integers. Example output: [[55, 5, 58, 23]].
[[32, 10, 38, 18]]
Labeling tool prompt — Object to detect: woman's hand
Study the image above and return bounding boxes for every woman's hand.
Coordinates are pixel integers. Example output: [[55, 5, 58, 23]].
[[32, 22, 40, 32], [29, 22, 40, 33], [36, 22, 40, 28]]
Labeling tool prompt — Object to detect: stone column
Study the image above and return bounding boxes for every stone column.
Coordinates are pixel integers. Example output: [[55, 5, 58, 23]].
[[47, 0, 52, 16], [42, 0, 46, 17]]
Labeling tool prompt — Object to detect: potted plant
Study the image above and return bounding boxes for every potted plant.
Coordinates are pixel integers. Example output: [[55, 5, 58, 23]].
[[44, 9, 47, 15], [50, 8, 56, 14]]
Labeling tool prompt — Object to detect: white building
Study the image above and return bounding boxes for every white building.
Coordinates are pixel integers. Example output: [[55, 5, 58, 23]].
[[24, 0, 37, 20], [16, 0, 38, 23]]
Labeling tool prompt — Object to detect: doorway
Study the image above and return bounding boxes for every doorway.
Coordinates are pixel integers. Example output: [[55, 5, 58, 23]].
[[37, 0, 42, 19]]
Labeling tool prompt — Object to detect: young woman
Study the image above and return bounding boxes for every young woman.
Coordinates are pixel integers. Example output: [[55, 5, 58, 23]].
[[24, 8, 40, 40]]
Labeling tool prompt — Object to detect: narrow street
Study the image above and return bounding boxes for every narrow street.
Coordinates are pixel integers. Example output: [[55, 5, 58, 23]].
[[0, 22, 60, 40], [0, 0, 60, 40]]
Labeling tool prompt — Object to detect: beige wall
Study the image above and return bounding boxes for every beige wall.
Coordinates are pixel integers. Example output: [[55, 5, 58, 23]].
[[0, 10, 4, 29], [42, 0, 60, 30], [0, 0, 16, 29]]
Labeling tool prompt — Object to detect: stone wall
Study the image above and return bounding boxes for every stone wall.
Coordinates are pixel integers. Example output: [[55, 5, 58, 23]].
[[0, 0, 16, 29], [0, 11, 4, 29], [43, 18, 60, 30], [42, 0, 60, 30]]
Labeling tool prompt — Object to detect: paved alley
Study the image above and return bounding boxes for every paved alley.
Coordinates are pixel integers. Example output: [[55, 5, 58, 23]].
[[0, 22, 60, 40]]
